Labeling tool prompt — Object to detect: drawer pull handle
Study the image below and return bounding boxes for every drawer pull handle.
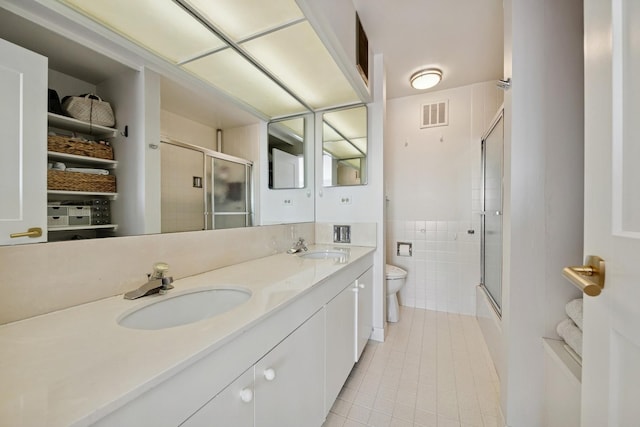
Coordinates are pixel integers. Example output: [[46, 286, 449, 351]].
[[239, 388, 253, 403], [264, 368, 276, 381]]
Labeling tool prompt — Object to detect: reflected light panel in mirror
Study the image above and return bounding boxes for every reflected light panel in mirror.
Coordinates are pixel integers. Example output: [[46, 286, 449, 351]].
[[185, 0, 304, 41], [60, 0, 226, 64], [242, 21, 360, 109], [322, 105, 367, 186], [183, 48, 307, 117]]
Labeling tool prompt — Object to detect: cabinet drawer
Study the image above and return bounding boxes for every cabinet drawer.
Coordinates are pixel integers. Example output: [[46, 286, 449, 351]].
[[67, 206, 91, 216], [48, 216, 69, 227], [47, 206, 68, 216], [69, 216, 91, 225]]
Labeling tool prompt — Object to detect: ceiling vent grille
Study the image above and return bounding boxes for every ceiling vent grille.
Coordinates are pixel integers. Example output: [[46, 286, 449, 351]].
[[420, 100, 448, 128]]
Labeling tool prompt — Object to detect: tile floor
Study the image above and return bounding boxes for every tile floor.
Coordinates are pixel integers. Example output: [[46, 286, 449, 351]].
[[322, 307, 503, 427]]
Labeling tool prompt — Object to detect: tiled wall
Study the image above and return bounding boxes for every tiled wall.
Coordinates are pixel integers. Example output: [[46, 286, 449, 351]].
[[386, 219, 480, 315]]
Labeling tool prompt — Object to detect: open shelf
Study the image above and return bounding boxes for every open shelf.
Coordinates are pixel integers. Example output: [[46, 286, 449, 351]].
[[542, 338, 581, 383], [48, 224, 118, 232], [47, 151, 118, 168], [48, 112, 117, 138], [48, 190, 118, 200]]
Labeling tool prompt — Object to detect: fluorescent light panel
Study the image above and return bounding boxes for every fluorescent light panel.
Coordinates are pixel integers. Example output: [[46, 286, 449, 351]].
[[183, 49, 306, 117], [61, 0, 226, 64], [184, 0, 304, 41], [242, 22, 359, 109]]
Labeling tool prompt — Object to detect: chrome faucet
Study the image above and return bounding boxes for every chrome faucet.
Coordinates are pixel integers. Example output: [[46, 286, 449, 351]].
[[124, 262, 174, 300], [287, 237, 308, 254]]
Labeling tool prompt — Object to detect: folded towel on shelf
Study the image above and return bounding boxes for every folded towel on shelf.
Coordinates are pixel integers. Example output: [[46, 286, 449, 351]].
[[557, 318, 583, 358], [65, 168, 109, 175], [52, 162, 66, 171], [565, 298, 583, 330]]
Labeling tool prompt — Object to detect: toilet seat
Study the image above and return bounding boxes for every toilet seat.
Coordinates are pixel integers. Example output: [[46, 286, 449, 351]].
[[385, 264, 407, 280]]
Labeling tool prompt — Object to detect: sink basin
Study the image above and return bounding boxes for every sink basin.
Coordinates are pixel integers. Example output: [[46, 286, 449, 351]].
[[298, 250, 348, 260], [118, 287, 251, 330]]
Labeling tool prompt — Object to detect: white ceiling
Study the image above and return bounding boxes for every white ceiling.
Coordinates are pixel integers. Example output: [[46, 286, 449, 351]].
[[353, 0, 504, 99], [0, 1, 504, 128]]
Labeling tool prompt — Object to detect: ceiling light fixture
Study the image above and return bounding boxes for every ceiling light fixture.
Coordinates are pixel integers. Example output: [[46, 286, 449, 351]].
[[410, 68, 443, 90]]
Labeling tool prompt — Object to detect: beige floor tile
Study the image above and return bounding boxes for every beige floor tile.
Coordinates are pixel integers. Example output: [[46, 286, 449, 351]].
[[328, 307, 501, 427], [368, 410, 393, 427], [347, 404, 371, 424]]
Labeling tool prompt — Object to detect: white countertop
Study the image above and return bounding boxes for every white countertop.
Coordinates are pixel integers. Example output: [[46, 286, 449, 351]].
[[0, 245, 374, 427]]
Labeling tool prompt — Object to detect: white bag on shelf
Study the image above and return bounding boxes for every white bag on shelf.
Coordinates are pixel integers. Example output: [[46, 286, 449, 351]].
[[62, 94, 115, 127]]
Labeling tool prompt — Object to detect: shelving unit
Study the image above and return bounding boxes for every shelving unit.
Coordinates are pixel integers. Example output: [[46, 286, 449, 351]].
[[47, 113, 119, 240], [47, 112, 117, 138]]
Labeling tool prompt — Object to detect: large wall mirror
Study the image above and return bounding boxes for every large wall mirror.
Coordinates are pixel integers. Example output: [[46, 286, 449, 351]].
[[268, 117, 305, 189], [322, 105, 367, 186]]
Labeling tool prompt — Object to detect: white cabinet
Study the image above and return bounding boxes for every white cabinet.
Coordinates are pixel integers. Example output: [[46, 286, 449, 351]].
[[355, 267, 373, 361], [182, 309, 324, 427], [255, 308, 324, 427], [181, 368, 254, 427], [325, 283, 357, 410], [0, 38, 47, 245]]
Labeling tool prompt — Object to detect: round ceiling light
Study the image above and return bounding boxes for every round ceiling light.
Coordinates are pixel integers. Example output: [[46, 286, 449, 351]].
[[410, 68, 443, 90]]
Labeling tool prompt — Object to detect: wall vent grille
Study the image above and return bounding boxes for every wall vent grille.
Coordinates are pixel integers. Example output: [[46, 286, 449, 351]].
[[420, 100, 449, 128]]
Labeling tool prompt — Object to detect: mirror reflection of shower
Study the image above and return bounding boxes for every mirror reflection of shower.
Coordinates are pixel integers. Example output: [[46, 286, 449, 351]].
[[480, 108, 504, 315], [160, 140, 253, 233]]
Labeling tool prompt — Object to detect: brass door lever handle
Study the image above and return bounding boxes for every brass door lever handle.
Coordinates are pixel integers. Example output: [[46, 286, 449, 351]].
[[10, 227, 43, 238], [562, 255, 605, 296]]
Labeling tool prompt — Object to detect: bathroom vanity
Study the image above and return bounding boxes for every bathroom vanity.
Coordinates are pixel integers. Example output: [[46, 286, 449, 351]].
[[0, 245, 374, 427]]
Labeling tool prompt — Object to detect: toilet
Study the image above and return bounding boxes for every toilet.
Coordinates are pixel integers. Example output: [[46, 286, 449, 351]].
[[386, 264, 408, 322]]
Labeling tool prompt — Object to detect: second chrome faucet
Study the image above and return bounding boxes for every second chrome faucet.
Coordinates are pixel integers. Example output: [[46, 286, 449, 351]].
[[124, 262, 174, 300]]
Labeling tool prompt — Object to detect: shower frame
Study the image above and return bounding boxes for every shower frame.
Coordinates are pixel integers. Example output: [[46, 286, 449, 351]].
[[479, 107, 504, 317]]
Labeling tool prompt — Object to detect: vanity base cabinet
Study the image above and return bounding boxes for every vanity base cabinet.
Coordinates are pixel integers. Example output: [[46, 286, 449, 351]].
[[325, 282, 357, 413], [355, 267, 373, 361], [181, 368, 254, 427], [254, 308, 324, 427], [91, 254, 373, 427], [181, 309, 324, 427]]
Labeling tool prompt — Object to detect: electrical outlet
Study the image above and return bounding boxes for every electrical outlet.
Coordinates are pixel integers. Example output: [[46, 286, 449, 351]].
[[283, 199, 293, 206], [340, 196, 352, 205]]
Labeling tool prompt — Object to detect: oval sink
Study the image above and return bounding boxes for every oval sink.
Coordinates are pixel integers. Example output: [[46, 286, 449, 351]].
[[118, 287, 251, 330], [298, 250, 348, 260]]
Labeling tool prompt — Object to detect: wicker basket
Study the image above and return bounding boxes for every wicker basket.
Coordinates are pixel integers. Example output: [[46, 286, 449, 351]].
[[48, 170, 116, 193], [48, 135, 114, 160]]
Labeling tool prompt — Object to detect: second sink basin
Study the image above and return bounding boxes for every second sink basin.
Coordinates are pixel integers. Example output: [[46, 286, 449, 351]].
[[298, 250, 348, 260], [118, 287, 251, 330]]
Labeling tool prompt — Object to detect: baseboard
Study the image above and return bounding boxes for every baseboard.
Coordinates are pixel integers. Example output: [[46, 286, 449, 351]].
[[370, 326, 385, 342]]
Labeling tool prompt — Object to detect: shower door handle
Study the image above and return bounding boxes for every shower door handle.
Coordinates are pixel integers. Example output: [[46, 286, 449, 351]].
[[494, 211, 502, 216], [479, 211, 502, 216]]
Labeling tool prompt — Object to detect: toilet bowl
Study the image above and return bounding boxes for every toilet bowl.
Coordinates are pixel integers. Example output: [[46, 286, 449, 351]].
[[386, 264, 408, 323]]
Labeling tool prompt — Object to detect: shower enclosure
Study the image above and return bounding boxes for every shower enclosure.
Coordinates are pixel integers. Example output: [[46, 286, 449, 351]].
[[480, 109, 504, 314], [161, 139, 253, 233]]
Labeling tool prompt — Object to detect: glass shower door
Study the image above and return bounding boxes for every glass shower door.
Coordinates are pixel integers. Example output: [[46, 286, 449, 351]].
[[207, 156, 253, 230], [481, 110, 504, 314]]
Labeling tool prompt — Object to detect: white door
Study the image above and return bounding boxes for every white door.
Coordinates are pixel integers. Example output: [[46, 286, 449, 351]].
[[0, 38, 47, 245], [582, 1, 640, 425], [272, 148, 299, 188]]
